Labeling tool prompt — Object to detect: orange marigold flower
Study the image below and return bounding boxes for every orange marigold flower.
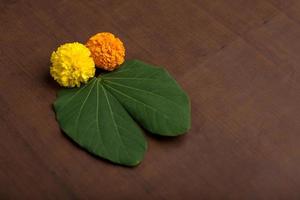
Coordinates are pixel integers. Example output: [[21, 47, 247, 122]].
[[86, 32, 125, 71]]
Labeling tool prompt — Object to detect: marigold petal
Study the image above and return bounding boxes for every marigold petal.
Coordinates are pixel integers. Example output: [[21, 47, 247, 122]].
[[50, 42, 95, 87], [86, 32, 125, 71]]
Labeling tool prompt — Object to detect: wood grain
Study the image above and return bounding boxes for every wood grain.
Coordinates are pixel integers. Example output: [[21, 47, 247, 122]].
[[0, 0, 299, 199]]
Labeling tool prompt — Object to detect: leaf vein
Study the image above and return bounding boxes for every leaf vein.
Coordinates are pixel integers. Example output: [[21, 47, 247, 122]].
[[74, 79, 97, 138], [104, 79, 183, 110], [57, 82, 90, 111], [102, 85, 131, 162], [104, 84, 170, 120]]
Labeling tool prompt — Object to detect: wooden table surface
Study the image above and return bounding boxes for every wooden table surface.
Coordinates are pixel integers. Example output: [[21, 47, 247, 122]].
[[1, 0, 300, 199]]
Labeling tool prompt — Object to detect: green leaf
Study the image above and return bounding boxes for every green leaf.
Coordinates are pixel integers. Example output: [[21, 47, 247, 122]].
[[54, 59, 190, 166], [102, 60, 191, 136], [54, 78, 147, 166]]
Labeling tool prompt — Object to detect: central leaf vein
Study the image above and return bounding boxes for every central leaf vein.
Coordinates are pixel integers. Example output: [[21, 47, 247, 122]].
[[104, 84, 170, 120], [102, 85, 130, 161], [104, 79, 183, 110]]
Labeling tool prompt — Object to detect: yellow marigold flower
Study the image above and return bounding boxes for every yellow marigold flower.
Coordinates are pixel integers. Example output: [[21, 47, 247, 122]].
[[50, 42, 95, 87], [86, 32, 125, 71]]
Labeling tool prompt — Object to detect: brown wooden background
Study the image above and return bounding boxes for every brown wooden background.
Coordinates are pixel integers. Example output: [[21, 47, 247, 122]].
[[1, 0, 300, 199]]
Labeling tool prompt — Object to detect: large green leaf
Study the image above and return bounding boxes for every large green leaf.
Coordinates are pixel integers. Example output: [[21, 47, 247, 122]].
[[102, 60, 190, 136], [54, 60, 190, 166], [54, 78, 147, 166]]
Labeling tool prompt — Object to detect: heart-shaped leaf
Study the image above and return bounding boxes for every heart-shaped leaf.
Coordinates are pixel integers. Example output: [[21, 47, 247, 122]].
[[54, 60, 190, 166]]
